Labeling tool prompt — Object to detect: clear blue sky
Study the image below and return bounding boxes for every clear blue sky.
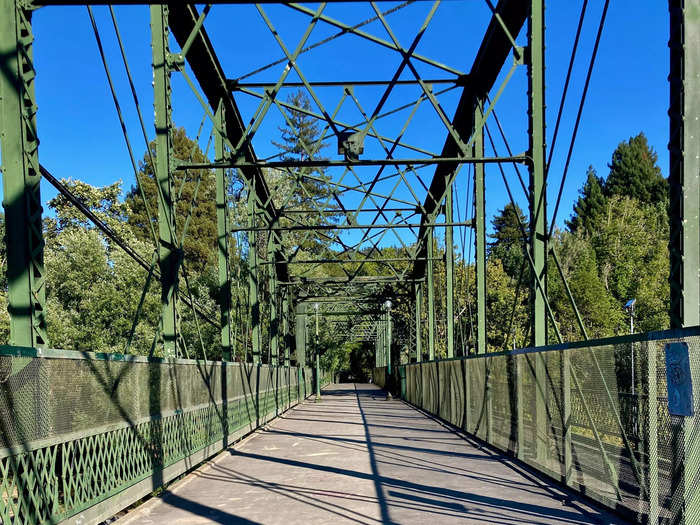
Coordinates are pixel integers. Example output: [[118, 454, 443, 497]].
[[23, 0, 669, 258]]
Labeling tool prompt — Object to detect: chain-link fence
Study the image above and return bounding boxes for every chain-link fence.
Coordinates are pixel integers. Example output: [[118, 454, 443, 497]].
[[375, 327, 700, 524], [0, 347, 317, 524]]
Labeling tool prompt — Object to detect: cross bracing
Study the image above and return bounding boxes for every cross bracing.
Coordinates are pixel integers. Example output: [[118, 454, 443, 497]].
[[1, 1, 700, 524]]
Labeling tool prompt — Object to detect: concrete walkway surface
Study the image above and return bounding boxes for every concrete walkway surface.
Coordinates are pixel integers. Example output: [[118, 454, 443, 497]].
[[115, 383, 628, 525]]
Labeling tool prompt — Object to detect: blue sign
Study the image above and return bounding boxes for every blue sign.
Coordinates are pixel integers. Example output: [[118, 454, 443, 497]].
[[665, 342, 694, 417]]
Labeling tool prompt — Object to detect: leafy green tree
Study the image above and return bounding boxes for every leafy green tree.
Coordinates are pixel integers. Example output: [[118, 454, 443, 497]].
[[488, 203, 528, 279], [567, 166, 606, 235], [604, 132, 667, 205]]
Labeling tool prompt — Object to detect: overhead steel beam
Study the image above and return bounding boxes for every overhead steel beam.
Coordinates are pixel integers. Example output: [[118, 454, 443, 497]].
[[167, 3, 288, 283], [410, 0, 528, 278], [33, 0, 406, 4]]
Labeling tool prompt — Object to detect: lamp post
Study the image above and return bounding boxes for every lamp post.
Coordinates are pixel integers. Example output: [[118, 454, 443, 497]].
[[314, 302, 321, 402]]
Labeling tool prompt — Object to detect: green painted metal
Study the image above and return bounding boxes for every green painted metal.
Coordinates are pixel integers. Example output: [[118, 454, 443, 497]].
[[473, 98, 486, 356], [268, 234, 279, 365], [528, 0, 548, 463], [0, 0, 48, 348], [295, 303, 306, 367], [215, 103, 233, 361], [669, 2, 700, 522], [427, 229, 436, 360], [386, 304, 392, 374], [151, 5, 178, 358], [248, 183, 261, 364], [445, 187, 455, 358], [415, 283, 422, 362], [0, 347, 316, 525]]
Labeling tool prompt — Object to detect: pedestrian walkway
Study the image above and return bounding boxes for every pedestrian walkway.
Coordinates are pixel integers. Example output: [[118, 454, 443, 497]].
[[116, 383, 627, 524]]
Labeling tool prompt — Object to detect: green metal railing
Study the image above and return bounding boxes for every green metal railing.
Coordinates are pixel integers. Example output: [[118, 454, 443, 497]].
[[0, 347, 317, 525], [375, 327, 700, 524]]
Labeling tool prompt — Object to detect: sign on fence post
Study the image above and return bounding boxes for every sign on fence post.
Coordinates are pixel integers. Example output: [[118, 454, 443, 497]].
[[665, 342, 694, 417]]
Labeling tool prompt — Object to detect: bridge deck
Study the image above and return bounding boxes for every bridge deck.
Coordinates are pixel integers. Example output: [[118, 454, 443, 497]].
[[116, 384, 627, 525]]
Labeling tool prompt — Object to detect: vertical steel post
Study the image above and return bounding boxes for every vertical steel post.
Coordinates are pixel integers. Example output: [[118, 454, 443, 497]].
[[528, 0, 548, 462], [283, 290, 290, 367], [669, 1, 700, 521], [314, 303, 320, 402], [0, 0, 47, 348], [415, 283, 422, 362], [295, 303, 306, 366], [427, 229, 436, 360], [474, 99, 487, 356], [248, 183, 261, 363], [445, 188, 455, 358], [215, 103, 233, 361], [151, 6, 178, 358], [386, 303, 392, 374], [268, 235, 279, 365]]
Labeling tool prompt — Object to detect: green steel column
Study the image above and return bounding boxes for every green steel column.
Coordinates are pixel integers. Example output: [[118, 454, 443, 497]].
[[283, 290, 290, 367], [314, 304, 320, 402], [474, 99, 487, 356], [528, 0, 548, 462], [427, 229, 436, 361], [295, 303, 306, 366], [0, 0, 47, 348], [248, 184, 261, 363], [151, 6, 178, 358], [386, 304, 392, 374], [215, 103, 233, 361], [415, 283, 422, 362], [669, 1, 700, 522], [445, 188, 455, 358], [268, 235, 279, 365]]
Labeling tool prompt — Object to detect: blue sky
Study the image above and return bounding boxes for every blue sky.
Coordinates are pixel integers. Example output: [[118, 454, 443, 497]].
[[24, 0, 669, 258]]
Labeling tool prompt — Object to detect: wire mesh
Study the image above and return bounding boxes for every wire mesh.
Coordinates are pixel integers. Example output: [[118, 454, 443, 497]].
[[379, 329, 700, 524], [0, 348, 315, 525]]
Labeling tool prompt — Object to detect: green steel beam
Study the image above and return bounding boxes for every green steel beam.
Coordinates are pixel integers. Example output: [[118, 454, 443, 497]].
[[215, 103, 233, 361], [268, 228, 279, 365], [410, 0, 528, 279], [669, 1, 700, 522], [528, 0, 548, 462], [294, 303, 306, 367], [248, 185, 261, 364], [151, 5, 178, 358], [0, 0, 48, 348], [179, 155, 527, 170], [427, 229, 436, 360], [168, 4, 288, 284], [474, 99, 487, 355], [445, 187, 455, 358], [415, 283, 422, 362]]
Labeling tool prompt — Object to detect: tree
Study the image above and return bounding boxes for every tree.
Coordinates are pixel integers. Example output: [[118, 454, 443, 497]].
[[271, 90, 338, 258], [125, 127, 217, 275], [604, 132, 667, 205], [567, 166, 606, 235], [488, 203, 528, 279]]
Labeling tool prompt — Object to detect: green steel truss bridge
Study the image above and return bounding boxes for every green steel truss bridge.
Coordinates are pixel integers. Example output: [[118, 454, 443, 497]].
[[0, 0, 699, 523]]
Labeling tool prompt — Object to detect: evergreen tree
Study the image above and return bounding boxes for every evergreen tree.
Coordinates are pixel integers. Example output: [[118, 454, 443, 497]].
[[488, 203, 528, 279], [567, 166, 606, 234], [271, 90, 338, 257], [604, 132, 667, 205], [125, 127, 217, 275]]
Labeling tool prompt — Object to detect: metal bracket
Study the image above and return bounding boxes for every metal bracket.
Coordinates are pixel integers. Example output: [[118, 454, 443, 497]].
[[514, 46, 527, 66]]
